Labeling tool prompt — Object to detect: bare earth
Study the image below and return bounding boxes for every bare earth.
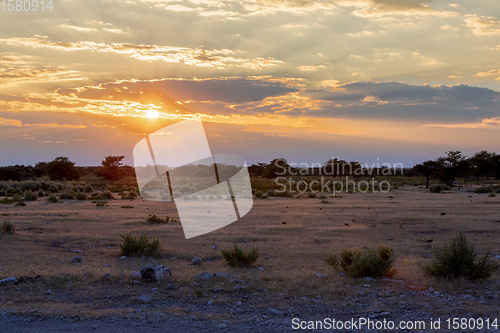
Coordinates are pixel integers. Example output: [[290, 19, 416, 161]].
[[0, 186, 499, 332]]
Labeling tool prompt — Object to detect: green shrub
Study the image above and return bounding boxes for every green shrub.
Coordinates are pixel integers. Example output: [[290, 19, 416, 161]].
[[74, 191, 88, 200], [321, 199, 329, 204], [121, 205, 134, 209], [15, 201, 26, 206], [0, 198, 12, 204], [120, 233, 161, 257], [47, 195, 59, 203], [59, 191, 75, 200], [325, 245, 396, 279], [221, 244, 259, 268], [318, 195, 327, 199], [474, 186, 493, 194], [422, 230, 499, 280], [429, 184, 442, 193], [92, 191, 114, 200], [489, 193, 496, 197], [23, 190, 39, 201], [96, 201, 108, 207], [1, 221, 15, 234]]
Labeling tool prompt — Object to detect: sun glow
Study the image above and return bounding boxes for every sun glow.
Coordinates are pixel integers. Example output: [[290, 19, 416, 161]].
[[146, 109, 160, 119]]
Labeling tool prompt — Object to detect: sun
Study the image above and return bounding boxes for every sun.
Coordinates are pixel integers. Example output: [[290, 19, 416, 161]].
[[146, 109, 160, 119]]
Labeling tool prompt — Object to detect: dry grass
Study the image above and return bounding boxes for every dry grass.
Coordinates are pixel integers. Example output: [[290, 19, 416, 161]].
[[0, 186, 499, 318]]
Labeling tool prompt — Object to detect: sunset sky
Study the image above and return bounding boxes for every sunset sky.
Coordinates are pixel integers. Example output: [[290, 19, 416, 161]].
[[1, 0, 499, 167]]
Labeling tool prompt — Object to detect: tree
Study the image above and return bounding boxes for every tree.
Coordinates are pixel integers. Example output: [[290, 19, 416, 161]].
[[34, 162, 48, 178], [99, 155, 125, 180], [437, 151, 469, 186], [262, 158, 289, 179], [414, 160, 440, 189], [469, 150, 496, 179], [46, 157, 80, 180]]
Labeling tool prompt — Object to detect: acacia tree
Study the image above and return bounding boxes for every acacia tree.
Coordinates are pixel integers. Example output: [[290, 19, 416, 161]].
[[437, 151, 469, 186], [99, 155, 125, 180], [414, 160, 440, 188], [469, 150, 496, 179], [46, 157, 80, 180]]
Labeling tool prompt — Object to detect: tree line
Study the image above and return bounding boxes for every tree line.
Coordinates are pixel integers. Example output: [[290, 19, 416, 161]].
[[0, 156, 134, 181], [0, 150, 499, 185]]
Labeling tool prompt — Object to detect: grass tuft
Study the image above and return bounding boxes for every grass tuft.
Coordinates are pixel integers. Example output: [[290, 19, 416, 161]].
[[120, 233, 161, 257], [221, 244, 259, 268]]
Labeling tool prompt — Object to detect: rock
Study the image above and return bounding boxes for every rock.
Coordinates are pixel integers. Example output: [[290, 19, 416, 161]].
[[136, 295, 153, 304], [315, 273, 328, 278], [166, 284, 178, 290], [73, 250, 81, 253], [103, 264, 111, 267], [102, 273, 111, 280], [191, 256, 203, 265], [46, 289, 52, 295], [130, 271, 141, 279], [258, 267, 264, 271], [120, 256, 127, 260], [140, 265, 170, 283], [234, 284, 245, 292], [207, 300, 213, 306], [0, 277, 17, 286], [194, 272, 212, 280], [213, 285, 223, 293], [213, 272, 232, 278], [268, 307, 284, 316], [71, 256, 82, 263]]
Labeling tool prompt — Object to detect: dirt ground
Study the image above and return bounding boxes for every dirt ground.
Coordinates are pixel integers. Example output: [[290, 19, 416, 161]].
[[0, 186, 499, 332]]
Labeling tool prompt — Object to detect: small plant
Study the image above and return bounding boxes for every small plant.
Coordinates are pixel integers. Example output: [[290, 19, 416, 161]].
[[429, 184, 442, 193], [47, 195, 59, 203], [121, 205, 134, 209], [59, 191, 75, 200], [321, 199, 329, 204], [489, 193, 496, 197], [146, 214, 176, 223], [318, 195, 327, 199], [1, 221, 15, 234], [221, 244, 259, 268], [0, 198, 12, 204], [325, 245, 396, 279], [331, 195, 342, 198], [422, 230, 499, 280], [474, 186, 493, 194], [96, 201, 108, 207], [15, 201, 26, 206], [147, 214, 166, 224], [92, 191, 114, 200], [120, 233, 161, 257], [74, 191, 88, 200], [194, 289, 204, 297], [121, 190, 138, 200], [386, 195, 394, 199]]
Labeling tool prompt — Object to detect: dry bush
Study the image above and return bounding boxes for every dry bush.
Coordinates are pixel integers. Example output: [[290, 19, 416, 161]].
[[325, 245, 396, 279]]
